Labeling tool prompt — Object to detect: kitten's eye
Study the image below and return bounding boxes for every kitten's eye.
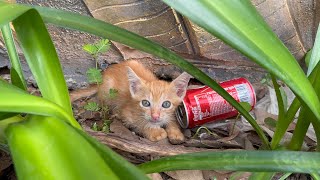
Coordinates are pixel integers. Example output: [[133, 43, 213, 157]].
[[141, 100, 151, 107], [162, 101, 171, 108]]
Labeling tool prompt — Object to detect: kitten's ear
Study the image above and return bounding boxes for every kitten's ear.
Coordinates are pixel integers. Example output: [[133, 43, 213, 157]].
[[171, 72, 192, 98], [126, 66, 143, 97]]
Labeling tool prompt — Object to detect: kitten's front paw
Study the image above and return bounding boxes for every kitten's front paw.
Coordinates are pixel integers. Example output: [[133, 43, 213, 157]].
[[145, 128, 167, 141], [167, 129, 185, 144]]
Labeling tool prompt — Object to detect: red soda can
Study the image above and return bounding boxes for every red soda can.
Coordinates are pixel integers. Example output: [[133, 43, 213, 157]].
[[175, 78, 256, 128]]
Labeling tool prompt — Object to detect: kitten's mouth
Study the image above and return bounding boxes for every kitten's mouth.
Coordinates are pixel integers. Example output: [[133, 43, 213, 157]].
[[149, 119, 163, 125]]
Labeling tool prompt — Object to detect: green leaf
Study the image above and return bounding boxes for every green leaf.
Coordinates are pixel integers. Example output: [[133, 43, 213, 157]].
[[83, 39, 110, 56], [278, 173, 292, 180], [269, 75, 286, 149], [139, 151, 320, 174], [229, 172, 249, 180], [287, 24, 320, 151], [84, 102, 100, 112], [0, 112, 18, 121], [86, 68, 102, 84], [76, 128, 149, 180], [0, 79, 80, 128], [1, 23, 26, 90], [109, 88, 118, 99], [5, 115, 119, 180], [92, 122, 98, 131], [288, 107, 312, 150], [162, 0, 320, 141], [0, 2, 73, 117], [83, 44, 98, 55], [311, 173, 320, 180], [279, 87, 288, 112], [305, 49, 312, 68], [0, 115, 24, 144], [239, 102, 251, 112], [102, 120, 111, 133], [264, 117, 277, 129], [32, 4, 269, 146], [10, 68, 26, 91], [307, 23, 320, 75], [95, 39, 110, 54], [269, 60, 320, 148], [249, 172, 275, 180]]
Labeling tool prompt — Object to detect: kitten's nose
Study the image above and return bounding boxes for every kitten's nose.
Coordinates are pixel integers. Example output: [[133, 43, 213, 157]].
[[151, 114, 160, 121]]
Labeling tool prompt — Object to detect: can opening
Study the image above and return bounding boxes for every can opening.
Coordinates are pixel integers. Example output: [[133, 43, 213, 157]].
[[175, 105, 188, 128]]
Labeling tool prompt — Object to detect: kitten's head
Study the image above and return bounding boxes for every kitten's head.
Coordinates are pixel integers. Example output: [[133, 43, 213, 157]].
[[127, 67, 191, 127]]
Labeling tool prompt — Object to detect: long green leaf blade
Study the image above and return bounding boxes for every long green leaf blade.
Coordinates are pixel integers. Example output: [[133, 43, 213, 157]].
[[162, 0, 320, 132], [6, 115, 119, 180], [77, 129, 149, 180], [1, 23, 26, 90], [0, 79, 80, 128], [138, 151, 320, 174], [0, 115, 24, 143], [271, 98, 300, 148], [288, 54, 320, 150], [288, 107, 311, 150], [0, 2, 73, 116], [307, 23, 320, 75], [249, 172, 275, 180], [272, 61, 320, 149]]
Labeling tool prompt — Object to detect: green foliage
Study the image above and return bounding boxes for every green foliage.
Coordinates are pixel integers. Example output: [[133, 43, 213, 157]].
[[86, 68, 102, 84], [83, 39, 109, 68], [109, 88, 118, 99], [2, 0, 320, 179], [6, 116, 119, 179], [92, 122, 98, 131], [84, 102, 100, 112], [83, 39, 110, 58], [92, 120, 111, 133], [138, 151, 320, 174], [83, 38, 110, 75], [307, 23, 320, 75], [102, 120, 111, 133], [305, 49, 312, 68]]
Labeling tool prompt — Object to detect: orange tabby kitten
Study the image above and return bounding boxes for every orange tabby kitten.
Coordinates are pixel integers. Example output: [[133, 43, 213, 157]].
[[71, 60, 191, 143]]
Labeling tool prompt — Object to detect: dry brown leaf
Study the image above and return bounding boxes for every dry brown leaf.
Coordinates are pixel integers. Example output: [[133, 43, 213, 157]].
[[202, 170, 232, 180], [147, 173, 163, 180], [221, 122, 240, 141], [165, 170, 204, 180]]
